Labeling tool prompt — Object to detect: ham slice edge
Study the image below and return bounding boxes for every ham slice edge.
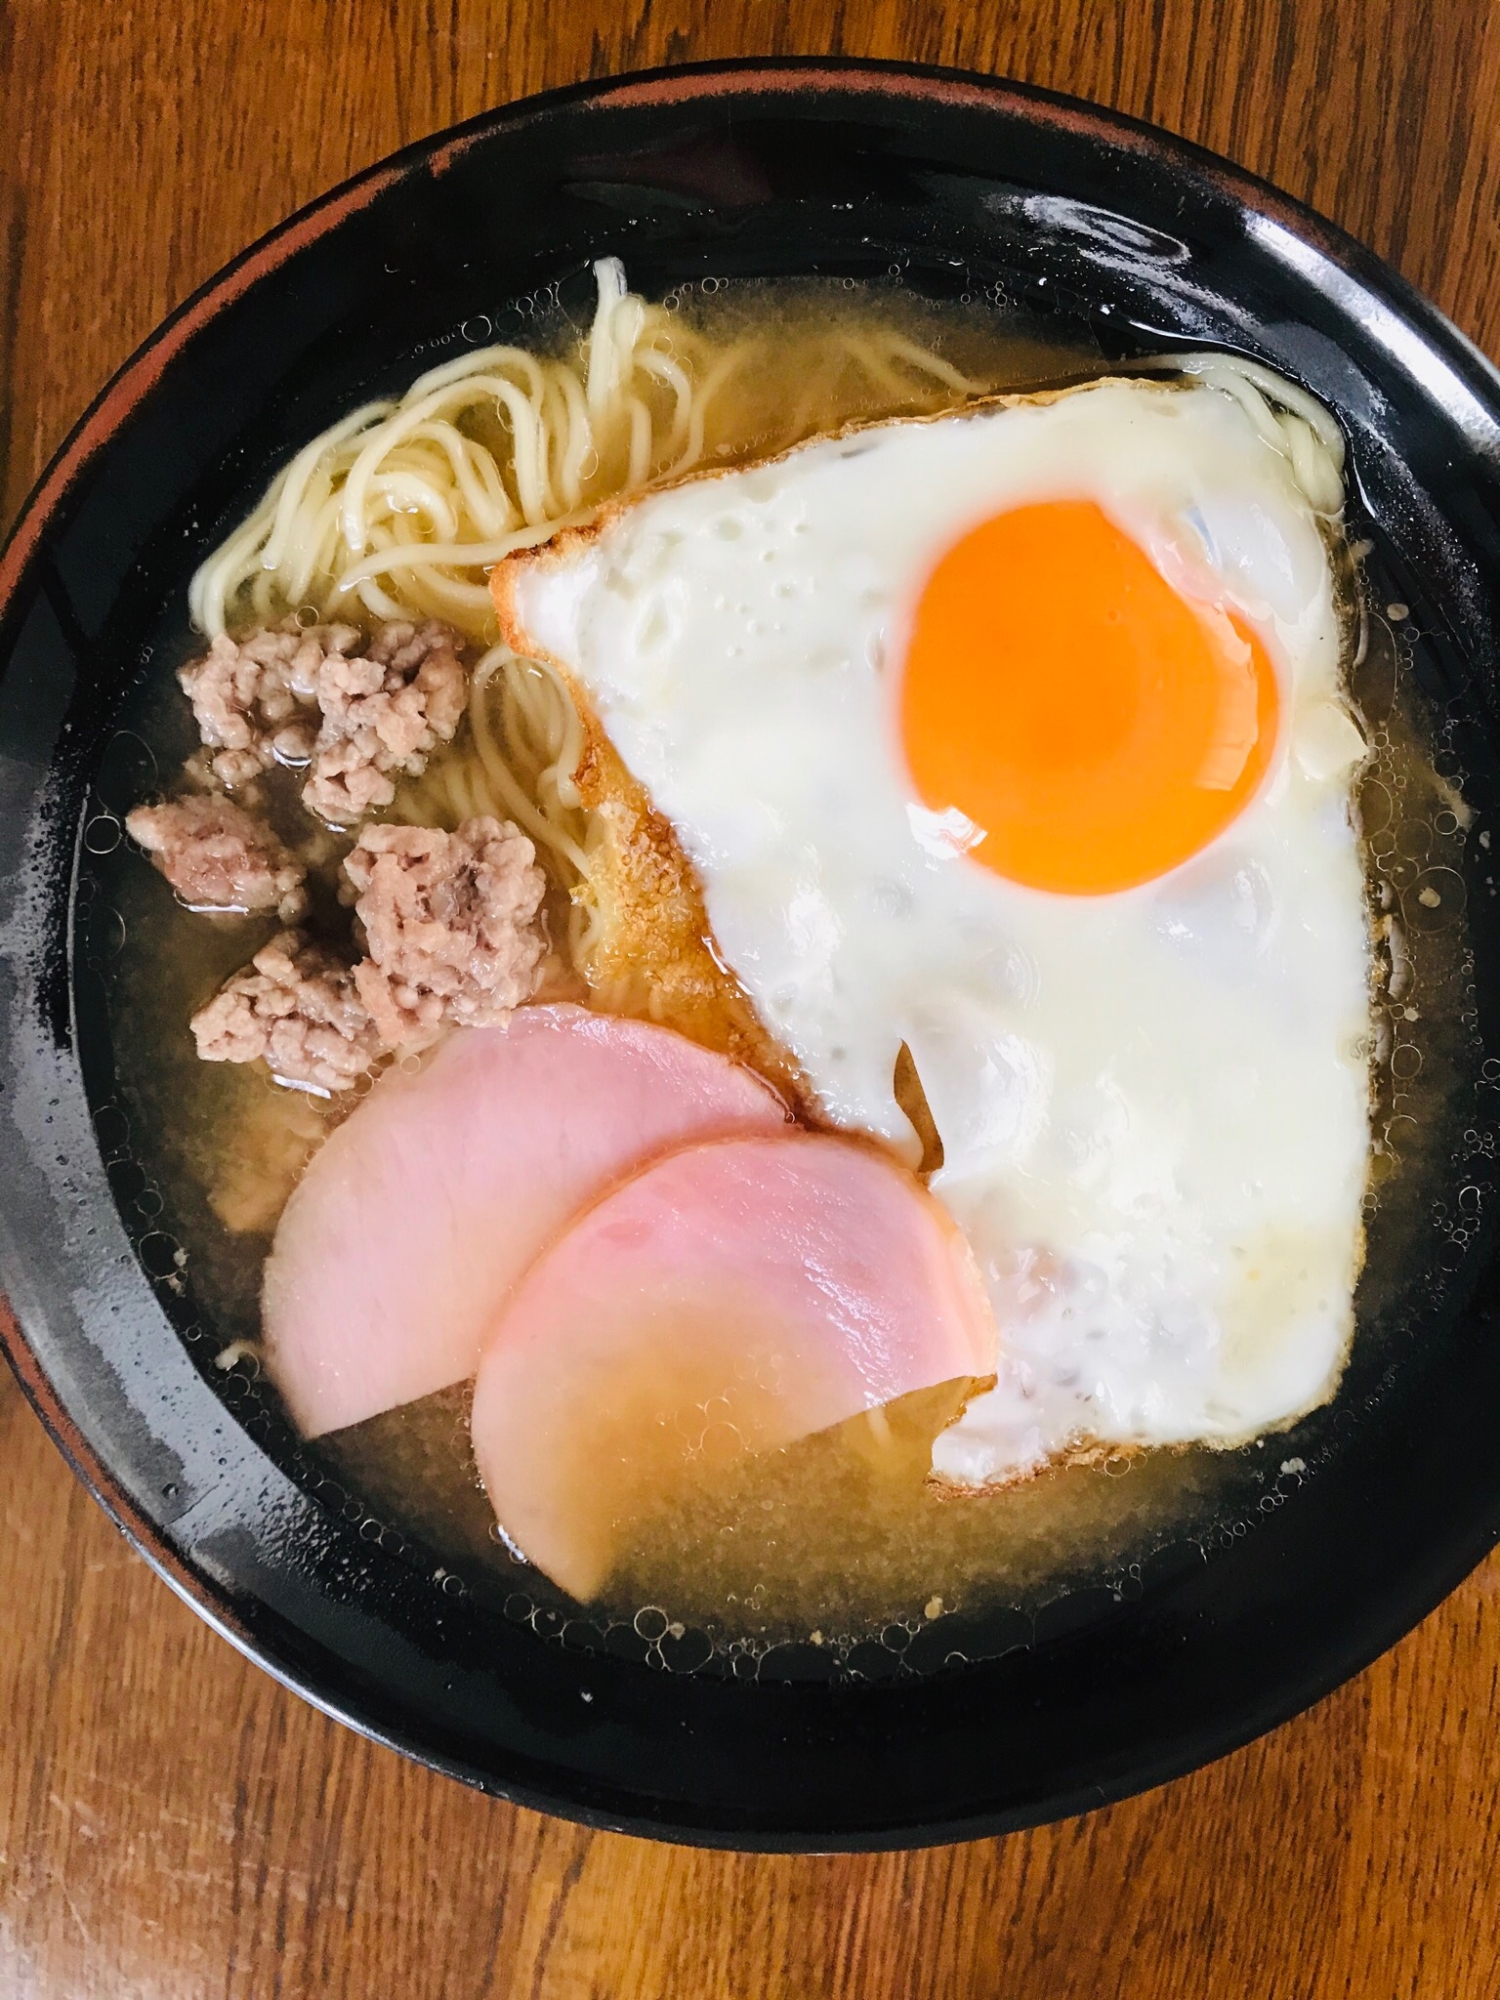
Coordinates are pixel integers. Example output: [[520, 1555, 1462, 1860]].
[[261, 1004, 790, 1437], [470, 1130, 998, 1600]]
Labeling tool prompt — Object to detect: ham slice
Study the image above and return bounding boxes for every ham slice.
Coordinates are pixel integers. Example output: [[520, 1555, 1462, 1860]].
[[261, 1005, 788, 1436], [469, 1132, 997, 1600]]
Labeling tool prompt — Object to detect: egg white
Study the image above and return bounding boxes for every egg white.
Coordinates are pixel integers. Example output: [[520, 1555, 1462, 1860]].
[[505, 377, 1372, 1482]]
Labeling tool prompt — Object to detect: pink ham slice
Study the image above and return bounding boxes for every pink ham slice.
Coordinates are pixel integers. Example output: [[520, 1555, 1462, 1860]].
[[262, 1005, 788, 1436], [469, 1131, 998, 1600]]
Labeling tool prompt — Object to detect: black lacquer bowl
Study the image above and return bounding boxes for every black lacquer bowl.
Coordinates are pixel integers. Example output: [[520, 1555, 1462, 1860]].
[[5, 60, 1500, 1851]]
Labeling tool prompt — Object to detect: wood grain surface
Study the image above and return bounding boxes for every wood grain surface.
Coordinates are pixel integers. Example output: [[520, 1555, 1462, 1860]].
[[4, 3, 1500, 1994]]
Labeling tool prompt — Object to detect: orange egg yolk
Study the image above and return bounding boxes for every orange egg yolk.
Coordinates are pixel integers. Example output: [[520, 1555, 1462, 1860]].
[[899, 499, 1280, 895]]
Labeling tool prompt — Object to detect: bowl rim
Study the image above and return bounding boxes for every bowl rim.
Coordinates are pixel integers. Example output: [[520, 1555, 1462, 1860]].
[[5, 53, 1500, 630], [5, 53, 1500, 1850]]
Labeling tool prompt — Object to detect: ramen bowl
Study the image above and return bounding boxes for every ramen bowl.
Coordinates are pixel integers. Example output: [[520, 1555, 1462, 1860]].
[[3, 59, 1500, 1851]]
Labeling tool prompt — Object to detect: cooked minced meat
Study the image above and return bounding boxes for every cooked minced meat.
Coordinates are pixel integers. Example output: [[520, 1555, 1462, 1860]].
[[189, 818, 545, 1091], [300, 620, 468, 825], [345, 817, 547, 1045], [178, 622, 360, 791], [125, 794, 306, 923], [191, 933, 381, 1094], [176, 619, 467, 822]]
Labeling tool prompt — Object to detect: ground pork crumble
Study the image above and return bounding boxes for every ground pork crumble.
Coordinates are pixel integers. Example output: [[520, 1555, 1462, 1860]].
[[191, 934, 382, 1095], [188, 818, 548, 1091], [345, 819, 549, 1044], [177, 618, 468, 823], [161, 617, 548, 1091], [178, 623, 355, 791], [125, 794, 307, 923], [302, 621, 468, 824]]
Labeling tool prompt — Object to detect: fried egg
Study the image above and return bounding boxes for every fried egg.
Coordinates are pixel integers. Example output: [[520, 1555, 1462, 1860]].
[[496, 373, 1372, 1483]]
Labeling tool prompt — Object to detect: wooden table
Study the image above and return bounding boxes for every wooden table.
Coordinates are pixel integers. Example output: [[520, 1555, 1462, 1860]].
[[4, 3, 1500, 1993]]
